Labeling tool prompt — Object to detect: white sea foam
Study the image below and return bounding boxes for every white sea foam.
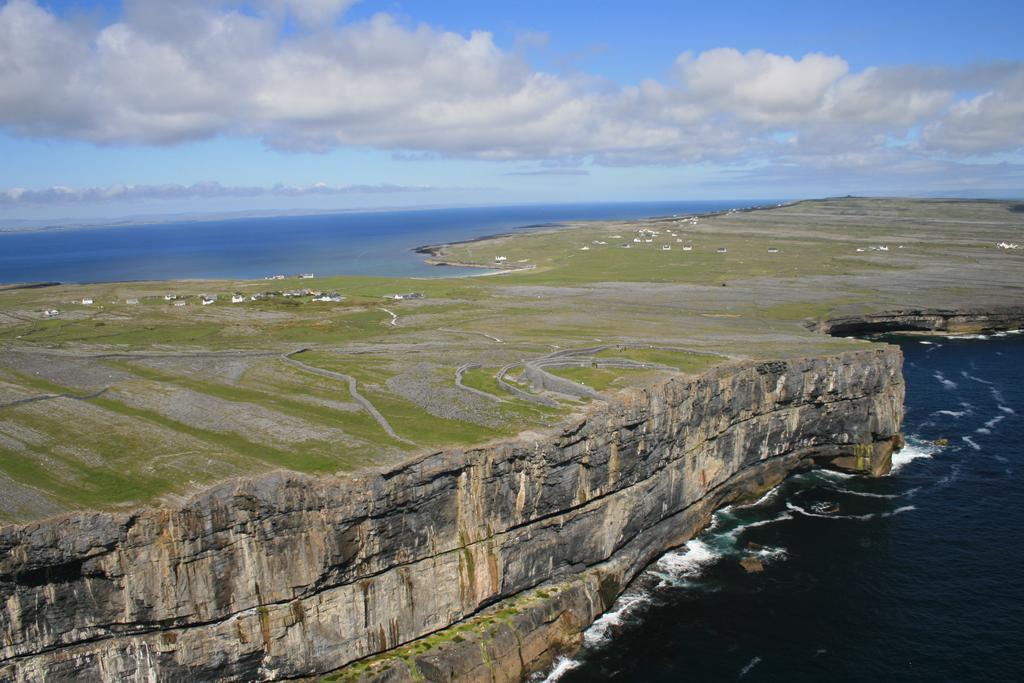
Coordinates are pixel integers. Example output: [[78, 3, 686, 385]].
[[935, 463, 962, 488], [740, 511, 793, 529], [990, 387, 1006, 403], [583, 592, 650, 647], [735, 485, 781, 508], [815, 468, 856, 480], [961, 371, 994, 385], [890, 443, 935, 473], [936, 410, 967, 418], [962, 436, 981, 451], [786, 501, 915, 521], [933, 371, 958, 390], [739, 656, 762, 678], [976, 428, 991, 434], [919, 341, 934, 345], [834, 488, 900, 499], [656, 539, 720, 577], [998, 405, 1015, 415], [947, 334, 989, 340], [539, 656, 581, 682], [984, 415, 1005, 428]]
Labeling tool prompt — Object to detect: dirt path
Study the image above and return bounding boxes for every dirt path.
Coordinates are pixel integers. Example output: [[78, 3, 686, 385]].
[[281, 351, 415, 446]]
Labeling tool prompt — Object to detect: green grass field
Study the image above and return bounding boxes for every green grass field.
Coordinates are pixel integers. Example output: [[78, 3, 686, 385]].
[[2, 197, 1021, 521]]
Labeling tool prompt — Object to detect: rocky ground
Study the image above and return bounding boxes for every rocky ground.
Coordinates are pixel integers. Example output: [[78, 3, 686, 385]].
[[0, 197, 1021, 523]]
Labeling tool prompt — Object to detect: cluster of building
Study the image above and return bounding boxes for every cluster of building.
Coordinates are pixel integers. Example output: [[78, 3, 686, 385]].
[[264, 273, 315, 280], [997, 241, 1020, 250]]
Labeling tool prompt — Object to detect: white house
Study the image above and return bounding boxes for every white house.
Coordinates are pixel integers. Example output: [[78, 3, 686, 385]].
[[682, 245, 693, 252], [494, 256, 507, 263], [201, 297, 215, 306], [174, 300, 187, 307], [42, 309, 59, 317], [231, 294, 245, 304], [716, 247, 728, 254], [298, 273, 315, 279], [767, 247, 780, 254], [126, 298, 139, 305], [314, 294, 344, 302], [81, 298, 93, 305], [662, 244, 671, 251]]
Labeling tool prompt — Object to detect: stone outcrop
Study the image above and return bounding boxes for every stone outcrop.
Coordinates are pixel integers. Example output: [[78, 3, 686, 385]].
[[0, 348, 904, 682], [812, 306, 1024, 337]]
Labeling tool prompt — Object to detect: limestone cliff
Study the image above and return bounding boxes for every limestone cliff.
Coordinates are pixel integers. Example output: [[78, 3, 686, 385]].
[[0, 348, 904, 682], [813, 306, 1024, 337]]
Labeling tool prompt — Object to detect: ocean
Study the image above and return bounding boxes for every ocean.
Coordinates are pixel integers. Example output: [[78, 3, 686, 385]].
[[542, 333, 1023, 682], [0, 201, 757, 284]]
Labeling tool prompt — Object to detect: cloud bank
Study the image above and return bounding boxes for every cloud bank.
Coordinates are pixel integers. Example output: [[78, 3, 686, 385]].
[[0, 0, 1021, 172], [0, 181, 446, 206]]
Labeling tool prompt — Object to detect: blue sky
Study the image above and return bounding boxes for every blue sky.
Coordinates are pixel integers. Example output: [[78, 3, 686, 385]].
[[2, 0, 1023, 222]]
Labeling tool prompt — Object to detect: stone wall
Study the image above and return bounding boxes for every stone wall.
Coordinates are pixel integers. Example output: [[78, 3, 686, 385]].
[[0, 347, 904, 682]]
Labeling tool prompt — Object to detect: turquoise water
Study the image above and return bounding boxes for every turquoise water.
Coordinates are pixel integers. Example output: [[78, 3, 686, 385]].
[[544, 333, 1024, 682], [0, 201, 757, 283]]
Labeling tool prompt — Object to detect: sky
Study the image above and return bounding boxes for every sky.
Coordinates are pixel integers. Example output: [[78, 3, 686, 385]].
[[2, 0, 1023, 222]]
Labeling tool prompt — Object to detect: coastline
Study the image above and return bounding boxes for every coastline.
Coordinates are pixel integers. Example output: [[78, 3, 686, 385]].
[[411, 200, 795, 271]]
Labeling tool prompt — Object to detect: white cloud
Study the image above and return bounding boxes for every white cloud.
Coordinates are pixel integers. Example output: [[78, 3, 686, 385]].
[[0, 0, 1021, 171], [921, 69, 1024, 154], [676, 48, 850, 123]]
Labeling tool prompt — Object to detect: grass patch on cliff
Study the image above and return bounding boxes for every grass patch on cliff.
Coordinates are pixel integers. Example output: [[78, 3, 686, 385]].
[[546, 365, 657, 392], [593, 347, 723, 374]]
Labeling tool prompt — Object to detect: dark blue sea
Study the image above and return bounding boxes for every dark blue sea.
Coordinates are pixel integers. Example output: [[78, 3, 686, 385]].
[[543, 333, 1024, 682], [0, 201, 756, 284]]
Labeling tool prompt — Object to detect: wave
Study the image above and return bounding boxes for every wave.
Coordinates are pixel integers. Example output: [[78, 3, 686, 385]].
[[786, 502, 916, 521], [947, 334, 989, 340], [984, 415, 1005, 429], [814, 468, 856, 480], [998, 405, 1015, 415], [936, 410, 967, 418], [960, 371, 994, 385], [933, 371, 958, 390], [833, 487, 900, 499], [738, 484, 781, 508], [538, 656, 582, 682], [890, 442, 936, 473], [656, 539, 721, 577], [976, 428, 991, 434], [582, 592, 650, 647], [962, 436, 981, 451], [935, 463, 962, 488], [739, 656, 763, 678]]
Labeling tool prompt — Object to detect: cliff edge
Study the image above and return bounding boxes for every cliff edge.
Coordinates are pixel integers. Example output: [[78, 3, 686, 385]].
[[0, 348, 904, 682]]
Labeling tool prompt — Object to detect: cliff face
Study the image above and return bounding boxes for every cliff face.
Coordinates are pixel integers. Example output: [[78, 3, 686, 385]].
[[814, 306, 1024, 337], [0, 348, 904, 682]]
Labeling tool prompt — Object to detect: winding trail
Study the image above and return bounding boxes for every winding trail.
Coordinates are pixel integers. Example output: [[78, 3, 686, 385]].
[[281, 350, 415, 446], [437, 328, 503, 343], [0, 387, 110, 410], [378, 308, 399, 327]]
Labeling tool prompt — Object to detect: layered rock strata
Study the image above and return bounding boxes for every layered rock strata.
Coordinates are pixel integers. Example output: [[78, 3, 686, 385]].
[[0, 348, 904, 682], [813, 306, 1024, 337]]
